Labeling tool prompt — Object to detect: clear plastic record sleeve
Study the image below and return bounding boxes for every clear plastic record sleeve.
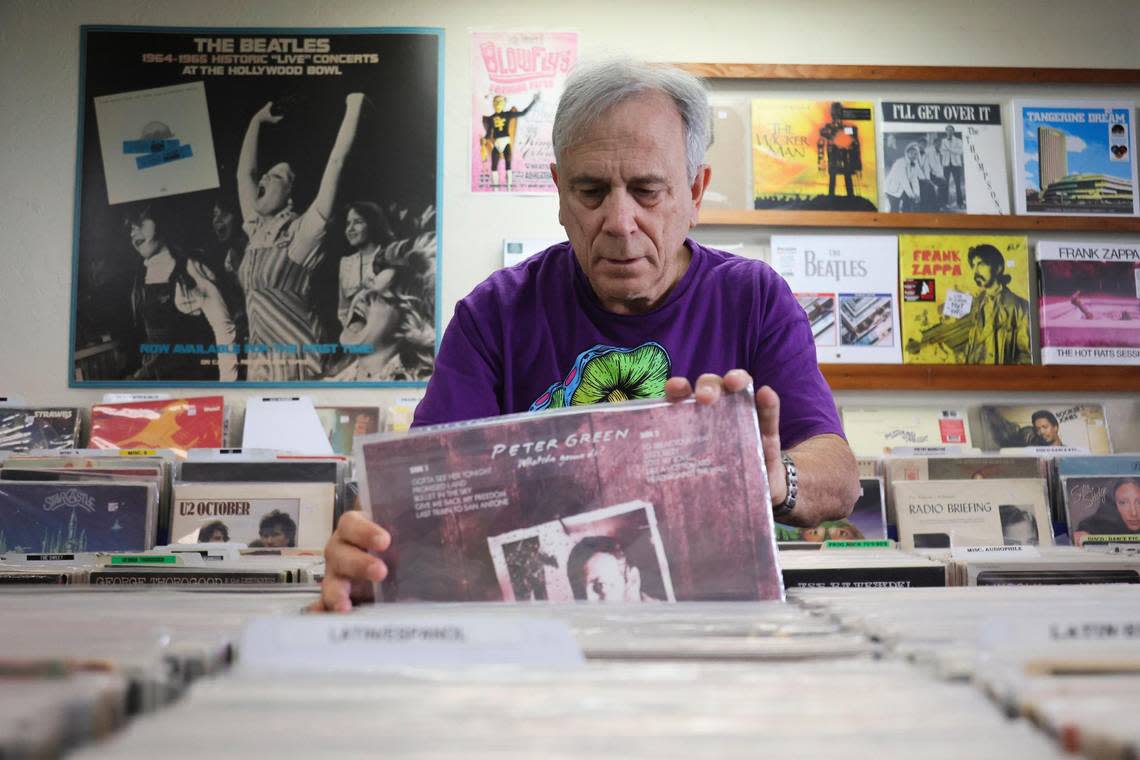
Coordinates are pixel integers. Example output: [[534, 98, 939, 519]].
[[0, 408, 82, 453], [0, 481, 157, 553], [356, 390, 783, 602]]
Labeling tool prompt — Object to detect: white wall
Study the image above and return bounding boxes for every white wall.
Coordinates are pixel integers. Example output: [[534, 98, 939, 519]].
[[1, 0, 1138, 447]]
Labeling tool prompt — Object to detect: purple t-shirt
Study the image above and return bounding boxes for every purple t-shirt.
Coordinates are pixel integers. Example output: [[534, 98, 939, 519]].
[[414, 239, 843, 448]]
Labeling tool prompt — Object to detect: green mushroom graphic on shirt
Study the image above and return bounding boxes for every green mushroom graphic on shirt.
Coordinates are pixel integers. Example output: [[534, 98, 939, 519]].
[[529, 342, 672, 411]]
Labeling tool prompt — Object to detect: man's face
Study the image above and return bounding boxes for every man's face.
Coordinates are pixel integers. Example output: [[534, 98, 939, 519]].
[[973, 259, 997, 288], [1034, 418, 1061, 445], [551, 91, 709, 315], [204, 528, 227, 542], [1003, 519, 1036, 546], [582, 551, 637, 602], [259, 525, 290, 548], [1114, 483, 1140, 531], [255, 162, 293, 217]]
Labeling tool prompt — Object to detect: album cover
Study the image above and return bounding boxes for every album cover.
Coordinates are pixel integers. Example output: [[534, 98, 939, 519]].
[[975, 404, 1112, 454], [1056, 455, 1140, 478], [898, 234, 1032, 364], [777, 477, 886, 542], [751, 99, 878, 211], [0, 482, 156, 553], [840, 405, 973, 455], [771, 235, 901, 363], [878, 101, 1009, 214], [93, 81, 220, 205], [1011, 99, 1139, 216], [357, 391, 782, 602], [314, 406, 380, 456], [177, 460, 341, 483], [89, 396, 225, 455], [72, 26, 442, 387], [0, 408, 82, 452], [704, 96, 752, 209], [884, 455, 1045, 483], [1036, 240, 1140, 364], [172, 481, 336, 549], [892, 478, 1053, 552], [882, 456, 1048, 525], [1061, 475, 1140, 547]]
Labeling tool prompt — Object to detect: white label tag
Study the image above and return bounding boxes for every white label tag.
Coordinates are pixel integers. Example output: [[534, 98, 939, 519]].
[[887, 445, 965, 457], [951, 545, 1040, 560], [0, 396, 26, 406], [238, 615, 585, 673], [942, 288, 973, 319]]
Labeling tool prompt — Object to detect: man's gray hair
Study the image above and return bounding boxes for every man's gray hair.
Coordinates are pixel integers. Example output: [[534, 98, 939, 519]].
[[552, 58, 710, 182]]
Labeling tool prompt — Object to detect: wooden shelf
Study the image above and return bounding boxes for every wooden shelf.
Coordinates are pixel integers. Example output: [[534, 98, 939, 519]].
[[673, 62, 1140, 85], [822, 364, 1140, 392], [699, 208, 1140, 232]]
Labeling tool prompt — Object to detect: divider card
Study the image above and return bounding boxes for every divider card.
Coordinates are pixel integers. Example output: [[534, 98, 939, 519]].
[[1012, 99, 1139, 217], [771, 235, 901, 363], [357, 392, 783, 603]]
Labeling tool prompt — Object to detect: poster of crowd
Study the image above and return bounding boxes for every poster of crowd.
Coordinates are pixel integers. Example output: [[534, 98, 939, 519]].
[[71, 26, 442, 387], [470, 30, 577, 194]]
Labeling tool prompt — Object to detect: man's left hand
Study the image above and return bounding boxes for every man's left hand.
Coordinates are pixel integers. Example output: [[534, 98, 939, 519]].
[[664, 369, 786, 505]]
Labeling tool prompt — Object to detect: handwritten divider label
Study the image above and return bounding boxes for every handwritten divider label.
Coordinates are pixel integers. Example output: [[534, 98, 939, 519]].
[[238, 615, 585, 673], [979, 618, 1140, 675]]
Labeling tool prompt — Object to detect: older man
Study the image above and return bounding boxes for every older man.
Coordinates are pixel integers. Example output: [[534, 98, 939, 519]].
[[317, 60, 859, 612]]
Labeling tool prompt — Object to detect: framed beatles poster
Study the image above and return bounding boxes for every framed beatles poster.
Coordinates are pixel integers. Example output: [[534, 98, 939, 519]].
[[70, 26, 442, 387]]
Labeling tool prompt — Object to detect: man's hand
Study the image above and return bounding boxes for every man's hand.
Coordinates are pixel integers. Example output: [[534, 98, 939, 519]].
[[310, 511, 391, 613], [664, 369, 787, 505]]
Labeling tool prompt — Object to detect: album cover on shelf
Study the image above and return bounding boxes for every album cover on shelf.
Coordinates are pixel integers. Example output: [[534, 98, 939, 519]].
[[314, 406, 381, 456], [170, 481, 336, 549], [840, 406, 973, 456], [1061, 474, 1140, 547], [892, 478, 1053, 552], [704, 96, 752, 209], [878, 100, 1009, 214], [882, 456, 1047, 525], [0, 408, 82, 452], [898, 234, 1032, 364], [777, 477, 886, 542], [751, 99, 878, 211], [89, 396, 225, 455], [1036, 240, 1140, 365], [1011, 99, 1139, 217], [976, 403, 1112, 454], [0, 481, 157, 554], [770, 235, 901, 363], [357, 391, 783, 602], [884, 455, 1046, 483]]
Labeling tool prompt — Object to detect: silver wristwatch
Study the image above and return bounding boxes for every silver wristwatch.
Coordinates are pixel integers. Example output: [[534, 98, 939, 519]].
[[772, 453, 798, 519]]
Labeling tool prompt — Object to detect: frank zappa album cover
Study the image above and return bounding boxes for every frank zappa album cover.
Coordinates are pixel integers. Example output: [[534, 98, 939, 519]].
[[357, 391, 783, 603]]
